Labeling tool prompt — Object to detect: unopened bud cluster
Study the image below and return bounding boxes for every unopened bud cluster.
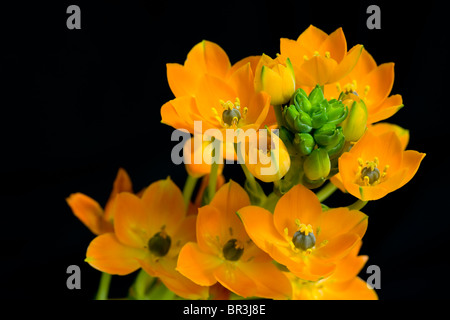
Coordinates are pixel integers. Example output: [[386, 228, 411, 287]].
[[280, 86, 368, 186]]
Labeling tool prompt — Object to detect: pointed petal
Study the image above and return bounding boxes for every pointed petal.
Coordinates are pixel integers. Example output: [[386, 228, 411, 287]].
[[161, 97, 196, 133], [369, 122, 409, 150], [350, 48, 378, 77], [328, 45, 363, 83], [319, 27, 346, 63], [177, 242, 222, 286], [398, 150, 426, 189], [213, 263, 256, 298], [237, 206, 295, 268], [86, 233, 144, 275], [314, 233, 362, 262], [158, 269, 210, 300], [316, 207, 368, 245], [185, 40, 231, 78], [209, 181, 251, 241], [274, 184, 322, 238], [196, 205, 227, 254], [297, 25, 328, 50], [139, 178, 185, 238], [367, 94, 403, 124], [114, 192, 149, 248], [324, 277, 378, 300], [104, 168, 133, 221], [362, 62, 395, 111], [239, 260, 292, 299], [66, 193, 112, 235], [167, 63, 200, 97]]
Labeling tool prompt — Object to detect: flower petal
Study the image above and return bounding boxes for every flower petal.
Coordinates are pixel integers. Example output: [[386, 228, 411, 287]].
[[196, 205, 227, 254], [213, 263, 256, 298], [362, 62, 395, 111], [316, 207, 368, 245], [104, 168, 133, 221], [367, 94, 403, 124], [177, 242, 222, 286], [66, 193, 113, 235], [328, 44, 363, 84], [85, 233, 144, 275], [185, 40, 231, 79], [209, 181, 251, 241], [314, 233, 362, 262], [297, 55, 338, 87], [166, 63, 200, 98], [274, 184, 322, 238], [297, 25, 328, 51], [114, 192, 149, 248], [140, 178, 186, 236], [319, 27, 346, 63], [238, 260, 292, 299], [398, 150, 426, 189]]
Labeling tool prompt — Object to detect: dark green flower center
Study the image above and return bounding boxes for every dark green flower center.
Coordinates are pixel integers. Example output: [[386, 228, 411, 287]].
[[292, 227, 316, 251], [222, 108, 241, 126], [361, 166, 380, 185], [222, 239, 244, 261], [148, 231, 171, 257]]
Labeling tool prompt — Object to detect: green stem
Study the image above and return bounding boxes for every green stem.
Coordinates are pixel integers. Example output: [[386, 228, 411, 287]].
[[316, 182, 338, 202], [208, 162, 219, 202], [182, 174, 198, 209], [95, 272, 112, 300], [274, 104, 284, 128], [240, 163, 257, 189], [348, 199, 368, 211]]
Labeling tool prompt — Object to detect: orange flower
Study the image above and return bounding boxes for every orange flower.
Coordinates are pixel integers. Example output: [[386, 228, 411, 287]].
[[238, 184, 368, 281], [85, 177, 209, 299], [66, 168, 132, 235], [331, 122, 410, 192], [324, 48, 403, 124], [177, 181, 292, 299], [241, 129, 291, 183], [279, 25, 363, 88], [288, 241, 378, 300], [161, 41, 271, 136], [338, 129, 425, 201]]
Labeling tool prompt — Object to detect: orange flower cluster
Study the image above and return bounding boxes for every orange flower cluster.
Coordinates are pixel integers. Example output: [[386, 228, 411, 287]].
[[67, 25, 425, 300]]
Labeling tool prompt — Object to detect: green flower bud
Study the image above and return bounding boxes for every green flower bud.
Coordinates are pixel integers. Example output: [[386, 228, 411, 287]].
[[341, 99, 368, 142], [303, 148, 331, 181], [310, 104, 328, 129], [293, 133, 315, 155], [308, 85, 325, 106], [324, 127, 345, 159], [326, 99, 348, 125], [293, 93, 312, 114], [283, 105, 313, 133], [314, 123, 340, 146]]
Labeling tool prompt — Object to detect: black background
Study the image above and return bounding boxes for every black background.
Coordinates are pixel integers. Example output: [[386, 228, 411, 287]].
[[0, 0, 448, 301]]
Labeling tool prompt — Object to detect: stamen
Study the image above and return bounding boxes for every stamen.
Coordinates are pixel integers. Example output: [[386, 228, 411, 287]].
[[325, 51, 330, 58], [336, 83, 341, 93], [364, 85, 370, 96]]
